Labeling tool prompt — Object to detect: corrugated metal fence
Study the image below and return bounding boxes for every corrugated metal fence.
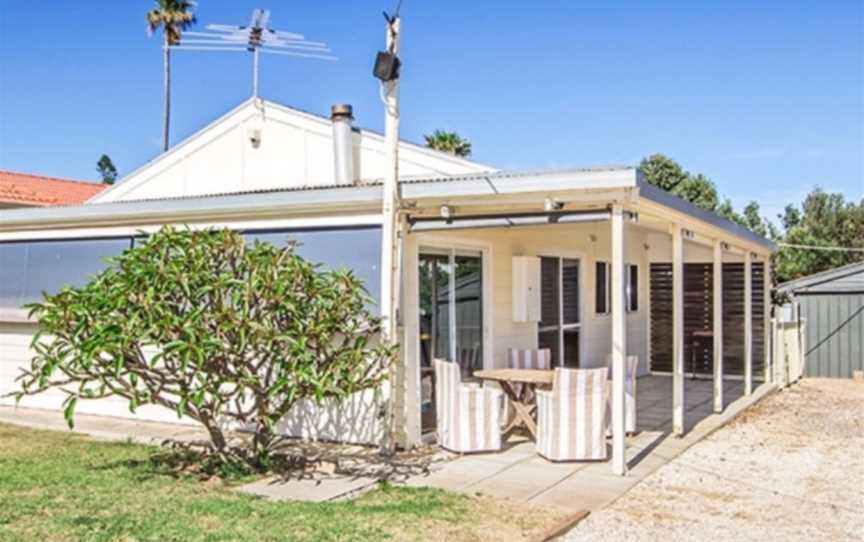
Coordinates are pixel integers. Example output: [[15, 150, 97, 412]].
[[798, 294, 864, 378]]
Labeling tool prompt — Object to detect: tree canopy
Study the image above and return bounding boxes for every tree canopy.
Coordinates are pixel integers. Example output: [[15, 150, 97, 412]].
[[772, 190, 864, 284], [424, 130, 472, 158], [639, 153, 863, 286], [96, 154, 118, 185]]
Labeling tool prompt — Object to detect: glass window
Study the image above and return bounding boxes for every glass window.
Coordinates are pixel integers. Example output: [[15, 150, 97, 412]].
[[454, 253, 483, 373], [540, 257, 560, 328], [246, 227, 382, 308], [0, 238, 131, 308], [540, 256, 581, 367], [595, 261, 611, 314], [626, 264, 639, 312]]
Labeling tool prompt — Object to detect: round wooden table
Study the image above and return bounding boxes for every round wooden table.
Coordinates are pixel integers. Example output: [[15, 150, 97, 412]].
[[474, 369, 554, 440]]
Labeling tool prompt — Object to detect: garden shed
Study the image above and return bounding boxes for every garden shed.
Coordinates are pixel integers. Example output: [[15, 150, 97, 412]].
[[777, 261, 864, 378]]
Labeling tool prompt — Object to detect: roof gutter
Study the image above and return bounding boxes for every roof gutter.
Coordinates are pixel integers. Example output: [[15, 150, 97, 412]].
[[0, 185, 384, 232]]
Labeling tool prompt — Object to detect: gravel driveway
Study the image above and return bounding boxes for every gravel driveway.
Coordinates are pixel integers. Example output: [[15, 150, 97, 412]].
[[563, 378, 864, 541]]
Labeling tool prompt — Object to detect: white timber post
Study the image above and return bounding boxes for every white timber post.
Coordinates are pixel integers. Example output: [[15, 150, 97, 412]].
[[744, 251, 753, 395], [380, 16, 402, 452], [713, 240, 724, 413], [672, 224, 685, 437], [611, 205, 627, 475]]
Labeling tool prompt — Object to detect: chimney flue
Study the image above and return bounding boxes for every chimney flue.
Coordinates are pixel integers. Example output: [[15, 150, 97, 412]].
[[331, 104, 355, 185]]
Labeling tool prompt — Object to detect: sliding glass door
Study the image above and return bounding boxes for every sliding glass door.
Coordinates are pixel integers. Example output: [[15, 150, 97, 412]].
[[538, 256, 581, 367], [418, 247, 484, 433]]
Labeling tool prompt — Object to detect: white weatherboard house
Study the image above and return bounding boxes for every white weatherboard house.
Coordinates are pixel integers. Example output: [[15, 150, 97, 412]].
[[0, 98, 775, 474]]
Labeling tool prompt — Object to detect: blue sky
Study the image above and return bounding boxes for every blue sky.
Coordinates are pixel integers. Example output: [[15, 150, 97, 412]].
[[1, 1, 861, 221]]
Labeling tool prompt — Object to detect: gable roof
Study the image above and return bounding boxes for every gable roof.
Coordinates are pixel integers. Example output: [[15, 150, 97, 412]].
[[777, 260, 864, 294], [89, 97, 495, 204], [0, 170, 105, 207]]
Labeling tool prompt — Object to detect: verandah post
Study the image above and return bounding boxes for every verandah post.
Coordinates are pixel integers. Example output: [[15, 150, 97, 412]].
[[744, 251, 753, 395], [610, 204, 627, 475], [713, 240, 724, 413], [672, 224, 685, 437]]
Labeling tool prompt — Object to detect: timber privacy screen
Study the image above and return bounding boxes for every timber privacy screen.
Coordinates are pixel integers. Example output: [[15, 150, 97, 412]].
[[649, 262, 765, 377]]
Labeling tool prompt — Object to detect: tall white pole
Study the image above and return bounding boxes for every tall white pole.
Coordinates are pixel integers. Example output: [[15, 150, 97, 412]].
[[380, 16, 402, 453], [610, 205, 627, 475], [744, 251, 753, 395], [672, 224, 685, 437], [713, 240, 724, 413], [253, 47, 260, 97]]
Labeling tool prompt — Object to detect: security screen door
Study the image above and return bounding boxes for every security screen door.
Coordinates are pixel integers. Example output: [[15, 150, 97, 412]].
[[538, 256, 581, 367], [418, 247, 484, 433]]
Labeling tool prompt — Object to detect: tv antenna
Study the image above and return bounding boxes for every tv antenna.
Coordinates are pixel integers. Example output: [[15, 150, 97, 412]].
[[171, 8, 336, 97]]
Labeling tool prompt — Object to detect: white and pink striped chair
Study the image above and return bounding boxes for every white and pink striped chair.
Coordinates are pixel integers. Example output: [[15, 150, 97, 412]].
[[536, 367, 608, 461], [506, 348, 552, 404], [434, 359, 503, 453], [606, 354, 639, 435], [508, 348, 552, 370]]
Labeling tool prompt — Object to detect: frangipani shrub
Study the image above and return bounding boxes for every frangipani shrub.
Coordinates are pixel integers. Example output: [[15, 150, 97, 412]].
[[12, 226, 394, 468]]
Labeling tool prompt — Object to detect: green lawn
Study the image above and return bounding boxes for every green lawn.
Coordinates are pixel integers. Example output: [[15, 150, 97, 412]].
[[0, 423, 554, 542]]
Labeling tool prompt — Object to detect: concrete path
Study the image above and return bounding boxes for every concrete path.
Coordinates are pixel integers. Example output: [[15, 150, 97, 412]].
[[405, 376, 776, 513], [0, 404, 207, 445]]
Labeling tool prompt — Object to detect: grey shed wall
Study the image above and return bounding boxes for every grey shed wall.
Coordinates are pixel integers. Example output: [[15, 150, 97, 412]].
[[792, 267, 864, 378]]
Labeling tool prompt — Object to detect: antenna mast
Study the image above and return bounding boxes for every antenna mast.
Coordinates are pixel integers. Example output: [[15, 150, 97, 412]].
[[171, 8, 336, 97]]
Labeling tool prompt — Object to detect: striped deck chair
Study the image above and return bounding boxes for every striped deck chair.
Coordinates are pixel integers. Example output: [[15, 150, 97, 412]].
[[536, 367, 608, 461], [507, 348, 552, 401], [508, 348, 552, 370], [434, 359, 503, 453], [606, 354, 639, 435]]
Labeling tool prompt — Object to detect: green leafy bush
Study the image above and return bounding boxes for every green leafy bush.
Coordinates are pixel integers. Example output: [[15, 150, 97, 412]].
[[12, 226, 394, 468]]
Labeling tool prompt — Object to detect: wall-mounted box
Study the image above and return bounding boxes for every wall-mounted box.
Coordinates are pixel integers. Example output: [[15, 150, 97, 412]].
[[512, 255, 541, 322]]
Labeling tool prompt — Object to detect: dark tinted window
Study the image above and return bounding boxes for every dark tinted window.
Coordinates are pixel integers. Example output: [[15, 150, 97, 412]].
[[246, 227, 382, 308], [595, 261, 608, 314], [627, 264, 639, 312], [0, 238, 131, 307]]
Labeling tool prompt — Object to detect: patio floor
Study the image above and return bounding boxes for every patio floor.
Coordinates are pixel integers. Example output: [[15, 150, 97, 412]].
[[405, 374, 775, 513]]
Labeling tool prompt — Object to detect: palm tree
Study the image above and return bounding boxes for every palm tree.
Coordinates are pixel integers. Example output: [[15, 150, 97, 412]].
[[146, 0, 196, 152], [423, 130, 472, 158]]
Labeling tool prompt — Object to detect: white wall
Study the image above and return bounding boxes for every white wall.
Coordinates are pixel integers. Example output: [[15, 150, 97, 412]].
[[408, 222, 652, 371], [92, 99, 492, 204], [0, 321, 386, 444]]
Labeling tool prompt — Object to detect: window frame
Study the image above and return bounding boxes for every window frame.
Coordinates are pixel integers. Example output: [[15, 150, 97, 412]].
[[539, 255, 583, 368], [626, 263, 639, 313], [417, 237, 493, 373], [595, 260, 612, 315]]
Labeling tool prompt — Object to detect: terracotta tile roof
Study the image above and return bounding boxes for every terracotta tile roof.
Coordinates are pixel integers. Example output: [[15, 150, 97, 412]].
[[0, 170, 106, 207]]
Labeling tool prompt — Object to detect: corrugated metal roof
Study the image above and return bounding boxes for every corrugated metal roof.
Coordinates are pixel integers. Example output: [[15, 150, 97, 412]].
[[777, 261, 864, 293], [79, 165, 634, 206], [637, 181, 776, 251], [0, 165, 777, 253]]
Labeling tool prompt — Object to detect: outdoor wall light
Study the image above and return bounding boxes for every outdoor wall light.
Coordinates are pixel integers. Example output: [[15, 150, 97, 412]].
[[625, 211, 639, 222], [682, 229, 696, 240], [439, 205, 453, 221], [721, 241, 731, 251]]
